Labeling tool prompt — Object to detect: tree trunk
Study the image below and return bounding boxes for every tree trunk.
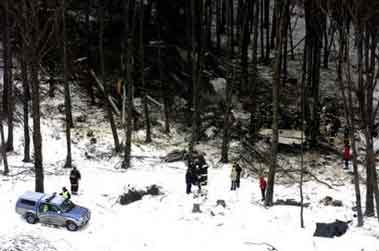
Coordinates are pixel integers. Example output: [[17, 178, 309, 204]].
[[260, 0, 264, 61], [265, 0, 285, 207], [86, 0, 95, 104], [221, 0, 233, 163], [140, 1, 152, 143], [248, 0, 259, 136], [3, 0, 14, 152], [31, 59, 44, 193], [21, 48, 31, 163], [338, 23, 363, 226], [216, 0, 221, 50], [0, 119, 9, 175], [364, 30, 379, 220], [189, 0, 198, 154], [282, 1, 289, 80], [304, 0, 322, 147], [264, 0, 270, 61], [122, 0, 135, 169], [299, 105, 305, 228], [99, 4, 121, 152], [240, 0, 250, 94], [62, 0, 72, 168]]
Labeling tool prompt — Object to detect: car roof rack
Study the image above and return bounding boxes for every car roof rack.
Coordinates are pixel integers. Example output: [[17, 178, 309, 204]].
[[45, 192, 57, 203]]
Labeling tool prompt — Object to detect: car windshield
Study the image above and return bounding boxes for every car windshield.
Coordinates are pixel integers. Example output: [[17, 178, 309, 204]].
[[60, 200, 75, 212]]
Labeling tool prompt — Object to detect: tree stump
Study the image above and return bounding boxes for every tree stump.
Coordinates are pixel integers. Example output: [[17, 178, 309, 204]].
[[192, 203, 201, 213], [216, 200, 226, 208]]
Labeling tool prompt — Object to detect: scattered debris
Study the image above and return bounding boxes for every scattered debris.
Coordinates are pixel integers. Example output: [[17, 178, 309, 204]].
[[76, 115, 87, 123], [274, 198, 310, 207], [313, 220, 351, 238], [320, 196, 343, 207], [87, 129, 94, 137], [119, 185, 163, 205], [163, 150, 187, 162]]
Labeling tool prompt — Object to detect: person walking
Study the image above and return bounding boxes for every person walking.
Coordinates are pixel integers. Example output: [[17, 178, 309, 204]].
[[185, 169, 193, 194], [230, 165, 237, 191], [70, 167, 81, 194], [343, 143, 351, 169], [234, 162, 242, 188], [259, 176, 267, 201], [60, 187, 71, 200]]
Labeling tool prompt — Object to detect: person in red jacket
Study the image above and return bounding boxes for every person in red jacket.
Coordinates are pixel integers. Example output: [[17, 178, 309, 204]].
[[343, 143, 351, 169], [259, 176, 267, 201]]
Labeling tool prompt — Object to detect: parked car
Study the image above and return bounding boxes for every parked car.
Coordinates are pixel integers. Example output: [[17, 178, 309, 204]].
[[15, 191, 91, 231]]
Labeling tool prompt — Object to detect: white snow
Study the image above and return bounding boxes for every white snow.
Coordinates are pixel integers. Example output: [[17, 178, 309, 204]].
[[1, 10, 379, 251], [1, 85, 379, 251]]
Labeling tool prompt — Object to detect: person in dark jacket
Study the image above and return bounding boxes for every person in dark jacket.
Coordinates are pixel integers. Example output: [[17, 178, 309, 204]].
[[343, 143, 351, 169], [331, 116, 341, 137], [259, 176, 267, 201], [234, 162, 242, 188], [70, 167, 81, 194], [230, 165, 237, 191], [185, 169, 193, 194]]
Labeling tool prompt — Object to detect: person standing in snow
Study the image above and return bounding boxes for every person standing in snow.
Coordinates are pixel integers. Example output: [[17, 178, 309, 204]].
[[259, 176, 267, 201], [343, 142, 351, 169], [230, 165, 237, 191], [60, 187, 71, 200], [70, 166, 81, 194], [185, 169, 193, 194], [234, 162, 242, 188]]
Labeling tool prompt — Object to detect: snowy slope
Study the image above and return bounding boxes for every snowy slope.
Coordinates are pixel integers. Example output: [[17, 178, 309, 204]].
[[1, 85, 379, 251]]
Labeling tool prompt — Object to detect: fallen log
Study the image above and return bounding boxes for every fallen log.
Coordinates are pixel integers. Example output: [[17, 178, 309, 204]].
[[89, 69, 120, 116]]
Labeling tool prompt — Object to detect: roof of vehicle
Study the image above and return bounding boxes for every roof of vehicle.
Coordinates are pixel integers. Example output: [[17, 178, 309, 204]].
[[49, 196, 65, 205], [19, 191, 45, 202], [41, 193, 65, 205]]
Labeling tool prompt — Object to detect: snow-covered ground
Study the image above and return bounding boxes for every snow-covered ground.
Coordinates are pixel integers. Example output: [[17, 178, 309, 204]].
[[1, 86, 379, 251]]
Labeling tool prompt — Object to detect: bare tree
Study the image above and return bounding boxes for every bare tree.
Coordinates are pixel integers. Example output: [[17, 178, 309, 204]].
[[265, 0, 286, 206], [189, 0, 199, 155], [336, 19, 363, 226], [220, 0, 233, 163], [7, 0, 59, 192], [140, 0, 152, 143], [62, 0, 73, 168], [2, 0, 14, 152], [98, 2, 121, 153], [122, 0, 137, 169], [21, 41, 31, 163], [0, 117, 9, 175]]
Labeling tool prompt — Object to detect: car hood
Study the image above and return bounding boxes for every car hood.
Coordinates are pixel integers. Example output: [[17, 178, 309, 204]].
[[64, 206, 89, 219]]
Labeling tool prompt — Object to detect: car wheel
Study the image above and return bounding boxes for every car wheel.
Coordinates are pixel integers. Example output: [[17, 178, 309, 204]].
[[25, 213, 37, 224], [66, 221, 78, 231]]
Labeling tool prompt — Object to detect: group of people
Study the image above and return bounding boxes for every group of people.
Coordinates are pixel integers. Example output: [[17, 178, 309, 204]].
[[58, 167, 82, 200], [185, 155, 208, 194], [230, 162, 267, 201], [185, 157, 268, 201], [230, 162, 242, 190]]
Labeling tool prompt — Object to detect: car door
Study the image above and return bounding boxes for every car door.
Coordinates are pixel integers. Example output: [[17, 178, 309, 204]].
[[51, 205, 66, 226], [38, 203, 51, 224], [46, 205, 65, 226]]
